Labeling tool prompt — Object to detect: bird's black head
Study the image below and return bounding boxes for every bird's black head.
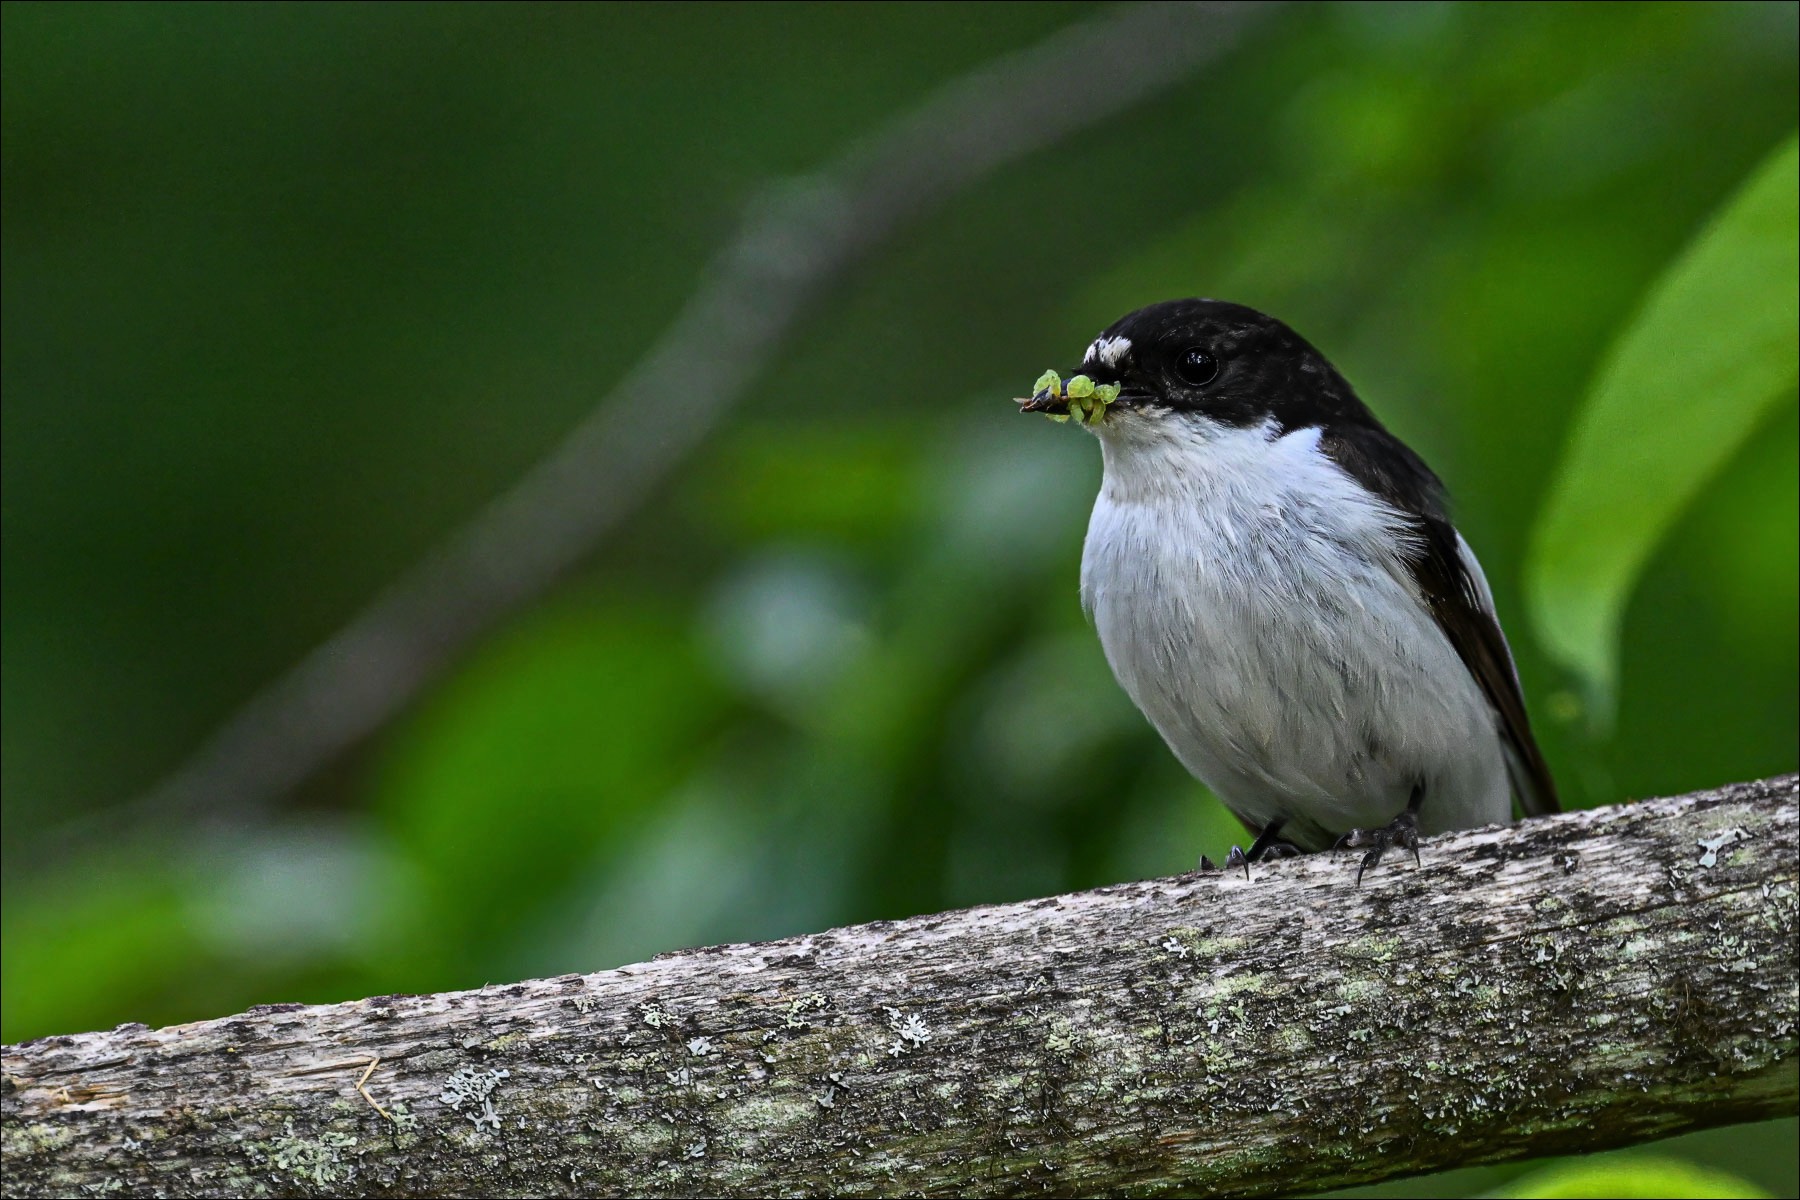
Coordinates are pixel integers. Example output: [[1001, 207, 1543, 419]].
[[1065, 299, 1378, 433]]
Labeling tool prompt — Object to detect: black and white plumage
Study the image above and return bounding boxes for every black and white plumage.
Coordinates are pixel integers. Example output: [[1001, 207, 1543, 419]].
[[1025, 299, 1557, 861]]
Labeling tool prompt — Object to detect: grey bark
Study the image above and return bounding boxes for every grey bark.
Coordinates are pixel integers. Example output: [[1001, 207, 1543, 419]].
[[5, 775, 1796, 1199]]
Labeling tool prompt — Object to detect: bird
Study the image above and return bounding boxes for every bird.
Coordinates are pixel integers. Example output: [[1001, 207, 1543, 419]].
[[1018, 299, 1558, 882]]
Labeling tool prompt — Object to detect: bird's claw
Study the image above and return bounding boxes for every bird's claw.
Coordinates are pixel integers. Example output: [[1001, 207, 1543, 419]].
[[1335, 810, 1422, 886], [1201, 836, 1300, 881]]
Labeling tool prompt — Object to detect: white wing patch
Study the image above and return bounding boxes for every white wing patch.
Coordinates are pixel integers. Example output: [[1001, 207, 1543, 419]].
[[1084, 335, 1132, 368], [1454, 530, 1520, 681]]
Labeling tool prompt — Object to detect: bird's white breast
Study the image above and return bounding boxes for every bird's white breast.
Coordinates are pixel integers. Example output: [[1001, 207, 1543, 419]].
[[1079, 411, 1509, 846]]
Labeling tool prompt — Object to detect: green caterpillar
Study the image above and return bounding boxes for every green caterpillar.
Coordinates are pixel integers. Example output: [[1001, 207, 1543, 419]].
[[1027, 369, 1122, 425]]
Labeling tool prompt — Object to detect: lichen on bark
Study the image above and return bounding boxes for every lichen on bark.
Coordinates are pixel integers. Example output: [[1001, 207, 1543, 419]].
[[4, 776, 1796, 1199]]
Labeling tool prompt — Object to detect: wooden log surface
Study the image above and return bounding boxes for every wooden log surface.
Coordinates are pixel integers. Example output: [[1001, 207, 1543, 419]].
[[4, 775, 1796, 1198]]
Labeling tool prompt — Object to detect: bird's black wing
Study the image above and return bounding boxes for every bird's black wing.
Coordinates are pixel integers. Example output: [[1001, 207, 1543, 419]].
[[1321, 426, 1561, 817]]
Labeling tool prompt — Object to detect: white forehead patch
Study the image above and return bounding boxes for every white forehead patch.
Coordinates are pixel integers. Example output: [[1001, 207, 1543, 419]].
[[1084, 335, 1132, 369]]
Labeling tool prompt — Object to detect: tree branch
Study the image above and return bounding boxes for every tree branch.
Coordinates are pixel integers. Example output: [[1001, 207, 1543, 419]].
[[6, 776, 1795, 1198], [62, 1, 1283, 854]]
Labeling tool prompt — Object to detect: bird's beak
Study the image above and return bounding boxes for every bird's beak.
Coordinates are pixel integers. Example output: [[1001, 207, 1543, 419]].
[[1016, 366, 1093, 415], [1017, 380, 1075, 415], [1016, 368, 1123, 425]]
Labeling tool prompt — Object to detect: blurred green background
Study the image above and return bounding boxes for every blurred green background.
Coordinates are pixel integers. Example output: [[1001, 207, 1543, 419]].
[[3, 3, 1795, 1195]]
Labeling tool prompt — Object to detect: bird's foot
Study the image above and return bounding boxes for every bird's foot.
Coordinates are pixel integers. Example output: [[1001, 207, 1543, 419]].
[[1222, 840, 1301, 880], [1200, 820, 1302, 881], [1334, 809, 1422, 886]]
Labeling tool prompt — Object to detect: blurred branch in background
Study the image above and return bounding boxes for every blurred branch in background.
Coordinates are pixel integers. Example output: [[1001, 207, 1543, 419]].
[[6, 776, 1794, 1199], [60, 1, 1281, 852]]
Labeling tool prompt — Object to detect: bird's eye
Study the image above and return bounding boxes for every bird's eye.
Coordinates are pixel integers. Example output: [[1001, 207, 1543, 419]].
[[1176, 347, 1219, 387]]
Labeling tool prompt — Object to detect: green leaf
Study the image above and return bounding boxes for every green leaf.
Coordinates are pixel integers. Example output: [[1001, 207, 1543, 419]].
[[1526, 133, 1799, 719], [0, 858, 205, 1042], [1494, 1157, 1771, 1199], [370, 597, 723, 985]]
